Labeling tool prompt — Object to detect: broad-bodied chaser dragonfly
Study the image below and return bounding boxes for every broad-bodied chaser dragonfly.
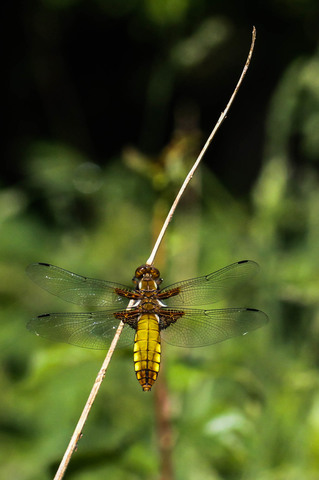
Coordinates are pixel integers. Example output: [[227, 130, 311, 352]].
[[27, 260, 268, 391]]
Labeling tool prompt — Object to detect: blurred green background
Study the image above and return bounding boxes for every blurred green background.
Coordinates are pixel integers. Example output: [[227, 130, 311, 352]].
[[2, 0, 319, 479]]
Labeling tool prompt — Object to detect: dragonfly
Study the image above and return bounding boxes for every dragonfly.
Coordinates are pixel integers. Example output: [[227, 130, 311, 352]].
[[26, 260, 268, 391]]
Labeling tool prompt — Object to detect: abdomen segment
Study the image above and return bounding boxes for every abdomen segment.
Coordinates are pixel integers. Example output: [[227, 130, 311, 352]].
[[134, 314, 161, 391]]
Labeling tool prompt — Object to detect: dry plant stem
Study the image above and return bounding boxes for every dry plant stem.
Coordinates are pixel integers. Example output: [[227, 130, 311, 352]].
[[146, 26, 256, 266], [53, 320, 125, 480], [53, 27, 256, 480]]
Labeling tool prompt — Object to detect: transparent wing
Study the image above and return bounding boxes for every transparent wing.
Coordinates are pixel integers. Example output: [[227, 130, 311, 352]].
[[160, 307, 268, 347], [160, 260, 259, 307], [26, 263, 132, 308], [27, 310, 135, 349]]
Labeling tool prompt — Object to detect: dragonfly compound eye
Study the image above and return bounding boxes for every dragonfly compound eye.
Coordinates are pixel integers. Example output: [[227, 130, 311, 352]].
[[135, 265, 160, 279]]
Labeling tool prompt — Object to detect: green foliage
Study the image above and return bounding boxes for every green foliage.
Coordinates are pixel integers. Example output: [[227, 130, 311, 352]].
[[3, 1, 319, 479]]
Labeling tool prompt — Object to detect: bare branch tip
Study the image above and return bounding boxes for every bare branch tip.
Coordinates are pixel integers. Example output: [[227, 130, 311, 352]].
[[252, 27, 256, 45], [145, 26, 257, 267]]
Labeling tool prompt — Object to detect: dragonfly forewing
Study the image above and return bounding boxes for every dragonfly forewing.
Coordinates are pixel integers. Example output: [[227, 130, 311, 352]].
[[26, 263, 131, 308], [160, 260, 259, 307]]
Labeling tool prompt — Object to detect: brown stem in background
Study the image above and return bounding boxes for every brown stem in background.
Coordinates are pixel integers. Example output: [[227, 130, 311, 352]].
[[154, 359, 174, 480]]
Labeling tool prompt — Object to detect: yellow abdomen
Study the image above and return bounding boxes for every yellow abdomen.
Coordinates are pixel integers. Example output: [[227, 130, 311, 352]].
[[134, 314, 161, 391]]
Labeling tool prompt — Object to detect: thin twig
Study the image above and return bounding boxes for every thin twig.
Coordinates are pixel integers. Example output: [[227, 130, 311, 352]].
[[146, 26, 256, 266], [53, 27, 256, 479], [53, 320, 124, 480]]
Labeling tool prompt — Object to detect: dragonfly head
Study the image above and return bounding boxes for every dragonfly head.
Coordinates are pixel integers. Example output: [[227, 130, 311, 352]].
[[133, 264, 162, 289]]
